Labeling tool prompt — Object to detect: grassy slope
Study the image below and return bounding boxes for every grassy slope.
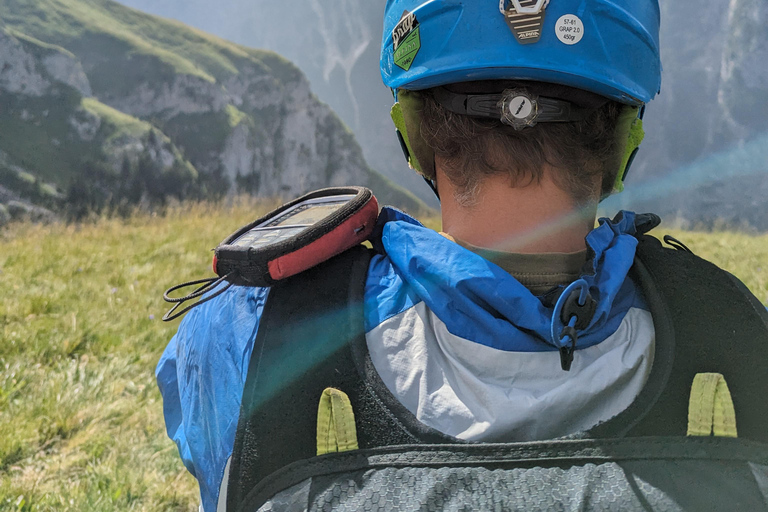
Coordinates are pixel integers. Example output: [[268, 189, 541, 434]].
[[0, 202, 282, 511], [0, 91, 152, 188], [0, 90, 86, 188], [1, 205, 766, 511], [0, 0, 301, 87]]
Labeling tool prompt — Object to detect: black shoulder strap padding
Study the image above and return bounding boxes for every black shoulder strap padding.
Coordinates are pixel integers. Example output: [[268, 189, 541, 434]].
[[593, 234, 768, 441], [225, 246, 370, 511], [226, 245, 450, 512]]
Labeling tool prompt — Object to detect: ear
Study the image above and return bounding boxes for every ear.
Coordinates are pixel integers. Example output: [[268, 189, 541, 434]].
[[389, 90, 436, 181], [611, 105, 645, 194]]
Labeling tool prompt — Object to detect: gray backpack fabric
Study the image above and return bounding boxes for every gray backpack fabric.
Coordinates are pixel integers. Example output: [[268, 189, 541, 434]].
[[254, 438, 768, 512]]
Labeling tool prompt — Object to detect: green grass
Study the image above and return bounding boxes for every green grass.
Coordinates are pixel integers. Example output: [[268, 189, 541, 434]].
[[0, 203, 766, 510], [0, 200, 281, 511], [5, 27, 76, 60]]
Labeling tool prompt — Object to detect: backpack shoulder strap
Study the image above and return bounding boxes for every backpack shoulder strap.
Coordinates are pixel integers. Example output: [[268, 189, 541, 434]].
[[592, 233, 768, 440], [224, 245, 372, 510], [225, 244, 450, 511]]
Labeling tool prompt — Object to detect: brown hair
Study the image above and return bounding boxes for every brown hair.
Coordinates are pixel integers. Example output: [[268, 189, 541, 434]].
[[418, 87, 625, 206]]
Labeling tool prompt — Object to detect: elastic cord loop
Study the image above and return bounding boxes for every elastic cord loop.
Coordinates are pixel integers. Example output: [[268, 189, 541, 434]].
[[164, 276, 221, 303], [663, 235, 693, 254], [162, 273, 235, 322]]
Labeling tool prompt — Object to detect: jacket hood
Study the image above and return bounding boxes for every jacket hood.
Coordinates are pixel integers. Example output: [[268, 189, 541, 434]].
[[366, 208, 644, 352]]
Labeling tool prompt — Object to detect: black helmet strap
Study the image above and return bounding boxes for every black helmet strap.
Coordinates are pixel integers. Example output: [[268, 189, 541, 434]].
[[432, 86, 595, 130]]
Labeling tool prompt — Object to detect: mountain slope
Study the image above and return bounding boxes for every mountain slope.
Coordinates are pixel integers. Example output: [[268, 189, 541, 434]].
[[115, 0, 768, 228], [0, 0, 424, 221], [0, 25, 198, 219], [113, 0, 438, 205]]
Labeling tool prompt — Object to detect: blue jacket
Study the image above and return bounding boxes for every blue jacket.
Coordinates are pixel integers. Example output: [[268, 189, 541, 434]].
[[157, 208, 652, 511]]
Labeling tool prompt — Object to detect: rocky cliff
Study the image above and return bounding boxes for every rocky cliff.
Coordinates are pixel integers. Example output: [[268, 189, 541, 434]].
[[0, 0, 423, 223], [0, 25, 197, 220], [618, 0, 768, 230], [114, 0, 436, 205]]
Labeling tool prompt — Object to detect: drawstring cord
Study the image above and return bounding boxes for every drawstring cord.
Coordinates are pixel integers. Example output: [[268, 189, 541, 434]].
[[550, 278, 592, 371]]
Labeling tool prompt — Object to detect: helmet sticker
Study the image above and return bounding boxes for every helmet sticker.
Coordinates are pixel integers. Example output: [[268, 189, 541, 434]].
[[499, 0, 550, 45], [555, 14, 584, 45], [393, 11, 421, 71]]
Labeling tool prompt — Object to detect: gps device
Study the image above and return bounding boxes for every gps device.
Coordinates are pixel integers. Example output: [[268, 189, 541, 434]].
[[163, 187, 379, 321]]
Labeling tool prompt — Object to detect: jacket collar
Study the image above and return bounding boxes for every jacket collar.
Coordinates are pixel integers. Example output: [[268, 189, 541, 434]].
[[371, 208, 643, 352]]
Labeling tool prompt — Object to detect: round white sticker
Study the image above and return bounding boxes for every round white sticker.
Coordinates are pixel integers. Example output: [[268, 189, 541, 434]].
[[508, 96, 533, 119], [555, 14, 584, 45]]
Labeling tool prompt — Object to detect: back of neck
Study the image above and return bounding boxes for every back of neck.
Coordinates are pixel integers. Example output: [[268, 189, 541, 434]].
[[438, 170, 597, 254]]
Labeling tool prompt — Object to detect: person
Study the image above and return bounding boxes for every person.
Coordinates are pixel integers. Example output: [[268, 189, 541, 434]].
[[157, 1, 768, 511]]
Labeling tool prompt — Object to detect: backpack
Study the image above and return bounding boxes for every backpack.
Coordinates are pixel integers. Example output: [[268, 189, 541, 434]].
[[223, 216, 768, 512]]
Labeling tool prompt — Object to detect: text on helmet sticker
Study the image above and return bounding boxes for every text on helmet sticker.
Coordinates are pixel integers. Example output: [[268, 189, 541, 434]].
[[555, 14, 584, 45], [393, 11, 421, 71]]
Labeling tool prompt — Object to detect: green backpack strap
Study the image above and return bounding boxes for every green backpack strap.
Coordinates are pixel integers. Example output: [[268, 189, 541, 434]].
[[588, 226, 768, 441]]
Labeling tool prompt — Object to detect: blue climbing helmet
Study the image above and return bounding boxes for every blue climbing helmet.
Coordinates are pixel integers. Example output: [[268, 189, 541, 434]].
[[381, 0, 661, 105], [381, 0, 662, 194]]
